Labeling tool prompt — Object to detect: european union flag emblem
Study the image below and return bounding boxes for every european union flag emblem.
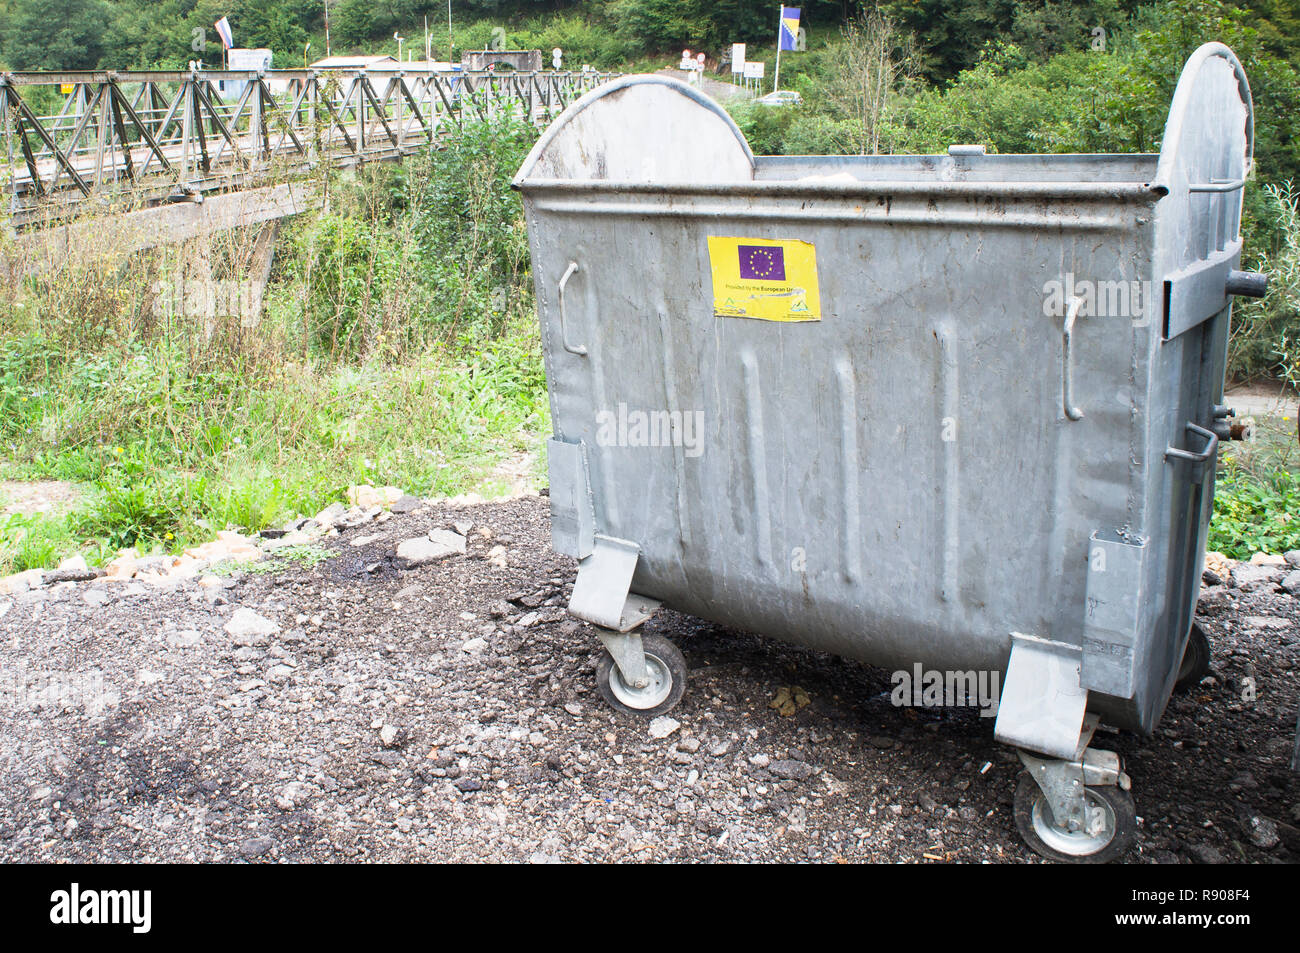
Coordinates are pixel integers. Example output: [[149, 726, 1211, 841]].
[[738, 245, 786, 281]]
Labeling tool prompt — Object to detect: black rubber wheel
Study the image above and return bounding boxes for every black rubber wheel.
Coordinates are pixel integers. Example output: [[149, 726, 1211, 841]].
[[1175, 622, 1211, 692], [595, 633, 686, 718], [1013, 772, 1136, 864]]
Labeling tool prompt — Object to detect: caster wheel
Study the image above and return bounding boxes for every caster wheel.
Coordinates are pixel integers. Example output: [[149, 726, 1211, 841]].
[[1175, 622, 1211, 691], [1013, 772, 1136, 863], [595, 633, 686, 717]]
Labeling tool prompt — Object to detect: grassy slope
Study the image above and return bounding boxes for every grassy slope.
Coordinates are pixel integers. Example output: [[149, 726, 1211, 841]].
[[0, 321, 550, 573]]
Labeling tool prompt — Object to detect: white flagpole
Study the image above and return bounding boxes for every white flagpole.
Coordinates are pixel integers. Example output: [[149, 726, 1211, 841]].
[[773, 5, 782, 93]]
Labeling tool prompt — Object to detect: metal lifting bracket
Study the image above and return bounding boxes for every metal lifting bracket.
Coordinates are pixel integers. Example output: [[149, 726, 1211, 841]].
[[568, 534, 662, 690]]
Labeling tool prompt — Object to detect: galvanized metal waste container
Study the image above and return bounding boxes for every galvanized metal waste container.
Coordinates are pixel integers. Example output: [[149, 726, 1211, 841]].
[[515, 44, 1266, 861]]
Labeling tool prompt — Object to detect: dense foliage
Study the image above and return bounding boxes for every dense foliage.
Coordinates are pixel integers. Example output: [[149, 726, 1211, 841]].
[[279, 110, 538, 362], [1210, 465, 1300, 557]]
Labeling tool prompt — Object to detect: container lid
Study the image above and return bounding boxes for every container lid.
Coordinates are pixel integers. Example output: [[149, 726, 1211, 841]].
[[513, 74, 755, 187]]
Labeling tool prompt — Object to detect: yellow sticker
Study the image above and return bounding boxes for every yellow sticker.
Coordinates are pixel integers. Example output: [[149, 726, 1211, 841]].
[[707, 236, 821, 322]]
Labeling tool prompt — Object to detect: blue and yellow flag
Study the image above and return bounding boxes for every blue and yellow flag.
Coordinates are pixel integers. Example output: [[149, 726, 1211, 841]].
[[779, 7, 801, 52]]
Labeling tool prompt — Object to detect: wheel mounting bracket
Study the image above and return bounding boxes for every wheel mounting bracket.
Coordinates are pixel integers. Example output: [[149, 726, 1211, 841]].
[[596, 629, 649, 690], [569, 534, 661, 690], [1018, 742, 1129, 838]]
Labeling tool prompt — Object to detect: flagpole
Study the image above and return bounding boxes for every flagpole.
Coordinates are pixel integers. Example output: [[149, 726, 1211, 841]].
[[773, 5, 782, 93]]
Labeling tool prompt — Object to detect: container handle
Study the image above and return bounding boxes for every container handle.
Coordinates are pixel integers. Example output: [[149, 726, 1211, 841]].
[[558, 261, 588, 356], [1062, 296, 1085, 421], [1188, 177, 1246, 193], [1165, 421, 1219, 465]]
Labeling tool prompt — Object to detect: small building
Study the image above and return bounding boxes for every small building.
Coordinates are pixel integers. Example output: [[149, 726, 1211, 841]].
[[390, 60, 461, 73], [308, 54, 403, 97]]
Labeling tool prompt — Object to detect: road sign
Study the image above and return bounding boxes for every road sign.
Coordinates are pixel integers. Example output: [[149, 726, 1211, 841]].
[[731, 43, 746, 74], [744, 61, 765, 79]]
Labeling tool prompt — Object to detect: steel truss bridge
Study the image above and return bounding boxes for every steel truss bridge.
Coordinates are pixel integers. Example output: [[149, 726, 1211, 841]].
[[0, 67, 617, 230]]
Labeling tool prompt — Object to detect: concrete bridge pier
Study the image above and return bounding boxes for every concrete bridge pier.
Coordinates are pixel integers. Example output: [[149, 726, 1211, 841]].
[[241, 221, 279, 330]]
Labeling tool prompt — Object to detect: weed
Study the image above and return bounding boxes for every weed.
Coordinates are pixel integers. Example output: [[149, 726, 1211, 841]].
[[1210, 464, 1300, 558]]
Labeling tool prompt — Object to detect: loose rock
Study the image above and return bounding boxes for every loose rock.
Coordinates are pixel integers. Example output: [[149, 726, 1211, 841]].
[[239, 837, 275, 859], [1244, 815, 1280, 849], [769, 759, 813, 781], [224, 607, 280, 645], [397, 532, 464, 568], [649, 716, 681, 740], [1232, 564, 1283, 592]]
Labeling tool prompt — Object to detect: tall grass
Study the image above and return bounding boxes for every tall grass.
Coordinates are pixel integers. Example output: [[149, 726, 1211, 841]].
[[0, 115, 548, 573]]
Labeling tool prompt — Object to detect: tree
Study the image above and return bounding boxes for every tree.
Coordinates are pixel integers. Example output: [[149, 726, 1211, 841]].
[[0, 0, 112, 69], [101, 0, 198, 69], [236, 1, 312, 59], [612, 0, 771, 54], [817, 12, 918, 154], [333, 0, 376, 49], [878, 0, 1134, 81]]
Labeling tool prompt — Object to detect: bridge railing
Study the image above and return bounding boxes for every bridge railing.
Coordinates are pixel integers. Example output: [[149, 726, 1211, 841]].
[[0, 68, 618, 228]]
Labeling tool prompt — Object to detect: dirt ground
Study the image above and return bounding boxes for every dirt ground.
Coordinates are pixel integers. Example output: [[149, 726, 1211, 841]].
[[0, 495, 1296, 863], [1224, 381, 1299, 422], [0, 480, 81, 517]]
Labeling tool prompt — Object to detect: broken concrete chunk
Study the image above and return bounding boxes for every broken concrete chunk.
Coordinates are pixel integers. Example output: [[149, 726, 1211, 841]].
[[224, 607, 280, 645], [397, 532, 463, 568]]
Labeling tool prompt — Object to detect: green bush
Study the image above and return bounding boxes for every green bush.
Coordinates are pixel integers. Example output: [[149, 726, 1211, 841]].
[[287, 211, 407, 362], [79, 472, 188, 551], [726, 102, 798, 156], [611, 0, 770, 54], [1210, 466, 1300, 558], [405, 111, 537, 343], [1231, 182, 1300, 380], [890, 47, 1128, 154], [0, 512, 78, 574], [514, 14, 635, 68]]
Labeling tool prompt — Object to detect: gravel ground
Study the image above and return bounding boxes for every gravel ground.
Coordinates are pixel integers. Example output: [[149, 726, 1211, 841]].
[[0, 495, 1296, 863]]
